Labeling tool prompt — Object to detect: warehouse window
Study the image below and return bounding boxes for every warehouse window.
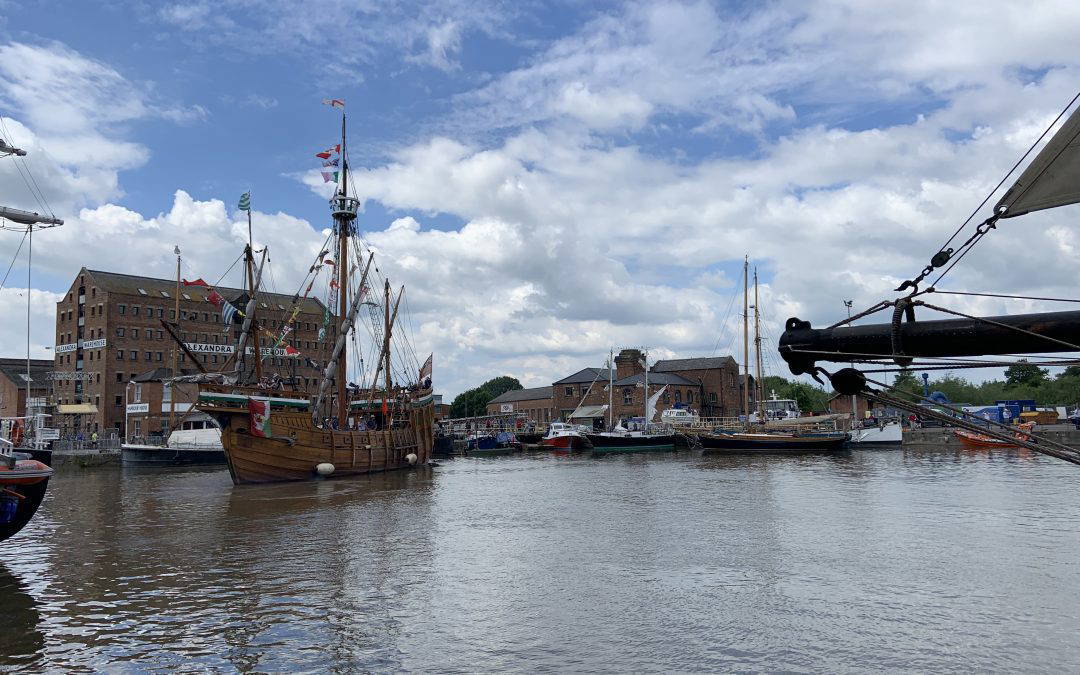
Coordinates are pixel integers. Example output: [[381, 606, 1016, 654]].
[[132, 306, 140, 316], [116, 327, 124, 337], [119, 304, 126, 315], [132, 328, 139, 339], [116, 350, 124, 361], [138, 288, 147, 295], [129, 350, 137, 360], [565, 386, 573, 396], [623, 388, 633, 405]]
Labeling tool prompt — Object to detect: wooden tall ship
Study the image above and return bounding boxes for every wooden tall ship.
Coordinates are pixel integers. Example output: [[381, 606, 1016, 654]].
[[193, 110, 435, 484]]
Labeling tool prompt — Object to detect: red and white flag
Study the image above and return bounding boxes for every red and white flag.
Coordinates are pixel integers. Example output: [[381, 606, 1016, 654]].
[[284, 344, 300, 357], [322, 98, 345, 109], [315, 144, 341, 159], [206, 290, 224, 308], [248, 398, 271, 438]]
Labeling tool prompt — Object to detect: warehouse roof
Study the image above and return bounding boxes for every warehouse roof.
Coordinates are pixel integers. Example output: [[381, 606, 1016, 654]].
[[0, 358, 51, 387], [553, 367, 612, 385], [488, 386, 553, 404], [82, 269, 328, 315], [613, 372, 697, 387], [651, 356, 736, 372]]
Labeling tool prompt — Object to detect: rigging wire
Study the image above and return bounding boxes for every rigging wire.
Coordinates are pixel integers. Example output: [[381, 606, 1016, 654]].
[[0, 228, 29, 291], [928, 289, 1080, 304]]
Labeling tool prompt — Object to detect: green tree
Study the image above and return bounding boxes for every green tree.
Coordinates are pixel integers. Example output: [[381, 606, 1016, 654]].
[[890, 369, 922, 398], [449, 376, 523, 418], [1058, 366, 1080, 379], [1005, 360, 1049, 388]]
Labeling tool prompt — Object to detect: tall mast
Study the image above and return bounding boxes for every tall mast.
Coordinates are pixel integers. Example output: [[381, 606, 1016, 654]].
[[334, 112, 351, 425], [244, 225, 262, 384], [608, 347, 613, 430], [643, 348, 648, 423], [383, 278, 391, 424], [754, 267, 763, 420], [742, 255, 749, 420], [170, 246, 180, 431]]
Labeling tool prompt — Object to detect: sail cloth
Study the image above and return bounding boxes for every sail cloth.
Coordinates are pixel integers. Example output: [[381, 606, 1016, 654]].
[[646, 385, 667, 423], [996, 103, 1080, 218]]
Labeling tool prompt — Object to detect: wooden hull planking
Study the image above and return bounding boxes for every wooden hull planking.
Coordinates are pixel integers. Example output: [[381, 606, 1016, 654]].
[[206, 404, 435, 485]]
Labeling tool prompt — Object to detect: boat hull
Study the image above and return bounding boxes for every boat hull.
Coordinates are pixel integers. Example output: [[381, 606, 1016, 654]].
[[0, 460, 52, 543], [540, 435, 590, 451], [848, 422, 903, 446], [121, 444, 226, 466], [585, 433, 676, 453], [202, 405, 434, 485], [953, 429, 1024, 448], [700, 431, 848, 453]]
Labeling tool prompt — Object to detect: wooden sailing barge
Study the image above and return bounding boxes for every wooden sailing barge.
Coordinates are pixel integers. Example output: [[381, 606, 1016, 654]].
[[195, 109, 434, 484]]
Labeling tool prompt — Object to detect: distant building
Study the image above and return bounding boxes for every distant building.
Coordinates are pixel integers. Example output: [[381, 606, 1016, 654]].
[[652, 356, 746, 418], [0, 358, 52, 419], [432, 394, 450, 421], [122, 367, 199, 441], [52, 267, 334, 438], [486, 386, 555, 423]]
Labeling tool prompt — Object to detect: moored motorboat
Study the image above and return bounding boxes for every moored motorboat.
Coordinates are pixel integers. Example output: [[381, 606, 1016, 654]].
[[0, 453, 53, 542], [700, 430, 849, 453], [848, 420, 903, 446], [540, 423, 591, 451]]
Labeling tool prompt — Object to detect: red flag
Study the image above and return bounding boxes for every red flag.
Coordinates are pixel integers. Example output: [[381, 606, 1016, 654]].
[[323, 259, 335, 266], [247, 398, 271, 438], [284, 345, 300, 357], [206, 290, 224, 307], [182, 278, 209, 287], [315, 144, 340, 159]]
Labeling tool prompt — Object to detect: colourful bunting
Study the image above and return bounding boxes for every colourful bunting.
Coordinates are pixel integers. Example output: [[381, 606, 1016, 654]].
[[322, 158, 339, 167], [321, 171, 339, 183], [315, 144, 340, 159]]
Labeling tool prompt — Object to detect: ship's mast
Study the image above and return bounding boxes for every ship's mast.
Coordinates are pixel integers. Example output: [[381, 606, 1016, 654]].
[[170, 246, 180, 431], [742, 255, 749, 421], [383, 278, 391, 424], [334, 113, 352, 425], [754, 267, 763, 421], [244, 218, 262, 384], [608, 347, 613, 430]]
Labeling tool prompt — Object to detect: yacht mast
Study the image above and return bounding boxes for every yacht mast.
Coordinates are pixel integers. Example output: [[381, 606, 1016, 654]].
[[643, 348, 648, 423], [608, 347, 613, 430], [754, 267, 763, 420], [742, 256, 749, 420]]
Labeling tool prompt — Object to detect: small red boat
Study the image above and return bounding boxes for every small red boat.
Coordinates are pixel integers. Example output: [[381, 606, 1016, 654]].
[[540, 423, 591, 451], [954, 423, 1033, 449], [0, 456, 53, 542]]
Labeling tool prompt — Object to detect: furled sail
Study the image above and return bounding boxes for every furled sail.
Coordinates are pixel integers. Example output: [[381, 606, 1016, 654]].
[[996, 103, 1080, 218]]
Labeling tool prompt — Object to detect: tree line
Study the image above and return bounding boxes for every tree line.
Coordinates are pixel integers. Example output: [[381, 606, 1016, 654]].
[[449, 376, 523, 418]]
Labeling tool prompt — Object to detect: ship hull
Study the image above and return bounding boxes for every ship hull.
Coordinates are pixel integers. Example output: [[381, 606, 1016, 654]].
[[204, 406, 434, 485], [700, 431, 848, 453], [585, 433, 676, 453], [0, 460, 52, 543]]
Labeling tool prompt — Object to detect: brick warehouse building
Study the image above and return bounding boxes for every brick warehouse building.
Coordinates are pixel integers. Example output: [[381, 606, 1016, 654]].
[[550, 350, 753, 424], [52, 268, 334, 437], [485, 386, 555, 423], [0, 358, 52, 419]]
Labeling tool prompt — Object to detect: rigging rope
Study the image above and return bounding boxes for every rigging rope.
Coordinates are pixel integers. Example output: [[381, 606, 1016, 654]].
[[928, 289, 1080, 304]]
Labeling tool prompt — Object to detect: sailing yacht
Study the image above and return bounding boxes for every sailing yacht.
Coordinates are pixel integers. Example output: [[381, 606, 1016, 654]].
[[193, 108, 435, 484], [586, 349, 677, 453]]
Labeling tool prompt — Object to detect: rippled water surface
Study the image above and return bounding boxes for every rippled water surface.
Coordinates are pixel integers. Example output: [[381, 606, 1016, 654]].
[[2, 448, 1080, 672]]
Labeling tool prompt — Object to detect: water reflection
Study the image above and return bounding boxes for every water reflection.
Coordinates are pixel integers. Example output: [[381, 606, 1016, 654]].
[[0, 565, 43, 667], [1, 450, 1079, 671]]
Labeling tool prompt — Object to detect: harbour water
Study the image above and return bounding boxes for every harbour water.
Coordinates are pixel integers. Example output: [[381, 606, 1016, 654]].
[[3, 449, 1080, 672]]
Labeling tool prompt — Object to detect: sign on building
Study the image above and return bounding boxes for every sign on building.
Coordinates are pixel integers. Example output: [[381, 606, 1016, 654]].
[[81, 338, 107, 349], [55, 342, 78, 353], [38, 428, 60, 440], [500, 403, 513, 413], [54, 338, 107, 352], [126, 403, 150, 414], [26, 397, 47, 408]]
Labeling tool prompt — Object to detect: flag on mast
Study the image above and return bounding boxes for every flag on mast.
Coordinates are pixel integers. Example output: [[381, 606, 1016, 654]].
[[315, 144, 341, 159], [182, 278, 209, 287], [238, 192, 251, 211], [322, 98, 345, 109]]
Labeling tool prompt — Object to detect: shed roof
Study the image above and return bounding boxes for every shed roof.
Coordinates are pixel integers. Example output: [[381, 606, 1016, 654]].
[[0, 358, 52, 387], [488, 386, 553, 404]]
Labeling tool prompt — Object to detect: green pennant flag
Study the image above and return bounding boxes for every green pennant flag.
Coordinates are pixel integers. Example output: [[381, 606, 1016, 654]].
[[238, 192, 251, 211]]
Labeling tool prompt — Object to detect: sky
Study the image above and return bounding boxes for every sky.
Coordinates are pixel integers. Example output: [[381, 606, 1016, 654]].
[[1, 0, 1080, 398]]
